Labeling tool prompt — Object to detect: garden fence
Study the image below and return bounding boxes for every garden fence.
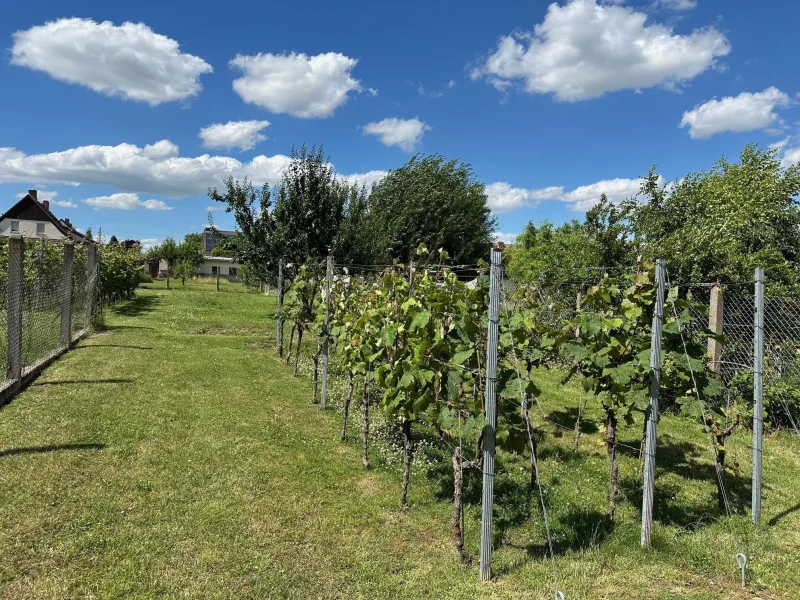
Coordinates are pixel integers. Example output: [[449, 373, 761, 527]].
[[277, 252, 800, 589], [0, 236, 99, 404]]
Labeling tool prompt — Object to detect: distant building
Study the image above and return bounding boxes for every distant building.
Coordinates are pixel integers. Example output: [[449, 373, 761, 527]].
[[197, 256, 240, 281], [202, 227, 237, 254], [154, 256, 241, 282], [0, 190, 89, 242]]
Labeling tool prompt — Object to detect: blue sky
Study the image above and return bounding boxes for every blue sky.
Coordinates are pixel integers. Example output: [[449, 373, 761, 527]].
[[1, 0, 799, 249]]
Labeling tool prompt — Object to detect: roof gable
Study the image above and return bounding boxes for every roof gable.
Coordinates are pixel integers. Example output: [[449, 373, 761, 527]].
[[1, 193, 89, 243], [1, 194, 52, 222]]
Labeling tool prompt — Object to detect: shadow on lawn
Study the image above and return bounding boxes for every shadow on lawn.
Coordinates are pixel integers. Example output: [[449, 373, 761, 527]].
[[101, 325, 154, 331], [544, 406, 599, 436], [0, 442, 105, 458], [33, 378, 134, 386], [77, 344, 154, 350], [769, 502, 800, 526], [110, 295, 160, 318], [616, 434, 752, 529]]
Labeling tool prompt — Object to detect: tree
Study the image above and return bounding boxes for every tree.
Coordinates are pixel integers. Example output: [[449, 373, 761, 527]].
[[159, 237, 179, 290], [505, 220, 600, 285], [178, 233, 204, 271], [583, 194, 635, 269], [626, 145, 800, 289], [366, 155, 496, 265], [271, 145, 350, 268], [208, 178, 275, 284], [173, 261, 195, 286]]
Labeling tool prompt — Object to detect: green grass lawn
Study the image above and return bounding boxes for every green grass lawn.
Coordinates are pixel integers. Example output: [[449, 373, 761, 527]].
[[1, 278, 798, 599]]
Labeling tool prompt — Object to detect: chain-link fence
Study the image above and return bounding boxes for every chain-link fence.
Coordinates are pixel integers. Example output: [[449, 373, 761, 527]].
[[665, 280, 800, 432], [0, 236, 99, 401]]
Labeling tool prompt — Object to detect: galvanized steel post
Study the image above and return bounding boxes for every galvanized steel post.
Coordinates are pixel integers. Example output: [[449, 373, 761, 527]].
[[479, 245, 502, 581], [277, 261, 285, 357], [320, 255, 333, 410], [752, 267, 764, 525], [641, 258, 666, 548]]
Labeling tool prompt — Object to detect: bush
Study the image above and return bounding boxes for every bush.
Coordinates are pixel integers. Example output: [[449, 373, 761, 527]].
[[100, 243, 143, 303]]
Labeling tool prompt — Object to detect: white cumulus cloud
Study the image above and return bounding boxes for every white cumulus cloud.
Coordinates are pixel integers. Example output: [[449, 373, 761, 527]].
[[494, 232, 519, 245], [680, 87, 791, 139], [139, 238, 160, 250], [199, 120, 270, 151], [362, 118, 430, 151], [230, 52, 362, 118], [657, 0, 697, 10], [11, 18, 212, 105], [471, 0, 730, 101], [342, 170, 389, 189], [486, 178, 642, 213], [15, 189, 78, 208], [84, 193, 172, 210], [53, 200, 78, 208], [0, 140, 292, 198], [0, 139, 392, 199]]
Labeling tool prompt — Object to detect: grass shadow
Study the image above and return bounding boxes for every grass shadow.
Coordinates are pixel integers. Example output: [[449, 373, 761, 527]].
[[617, 434, 753, 529], [77, 345, 154, 350], [110, 295, 160, 318], [498, 506, 614, 574], [769, 502, 800, 526], [0, 442, 105, 458], [33, 378, 134, 386], [100, 324, 154, 332], [545, 407, 599, 435]]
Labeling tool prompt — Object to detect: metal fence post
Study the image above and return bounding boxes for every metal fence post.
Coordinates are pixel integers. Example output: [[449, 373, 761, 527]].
[[320, 255, 333, 410], [277, 261, 285, 357], [479, 244, 502, 581], [6, 236, 24, 381], [753, 267, 765, 525], [60, 242, 74, 348], [708, 284, 724, 375], [641, 258, 666, 548]]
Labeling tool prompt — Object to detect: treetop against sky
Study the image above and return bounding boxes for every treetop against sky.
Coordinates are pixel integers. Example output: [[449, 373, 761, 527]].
[[1, 0, 798, 248]]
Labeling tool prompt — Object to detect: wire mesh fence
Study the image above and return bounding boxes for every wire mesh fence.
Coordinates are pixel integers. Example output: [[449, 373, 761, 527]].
[[0, 236, 99, 398], [270, 252, 800, 580]]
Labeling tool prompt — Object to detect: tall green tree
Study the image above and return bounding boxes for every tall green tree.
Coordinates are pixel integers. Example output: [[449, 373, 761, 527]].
[[159, 237, 179, 290], [366, 154, 496, 264], [208, 177, 275, 284], [178, 233, 204, 271], [626, 145, 800, 288], [583, 194, 635, 269], [272, 145, 347, 268], [505, 220, 601, 285]]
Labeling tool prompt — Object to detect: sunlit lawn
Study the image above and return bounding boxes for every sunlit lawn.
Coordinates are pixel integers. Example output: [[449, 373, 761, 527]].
[[0, 278, 798, 598]]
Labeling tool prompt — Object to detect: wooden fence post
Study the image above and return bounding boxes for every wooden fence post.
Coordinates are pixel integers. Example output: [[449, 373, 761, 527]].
[[708, 284, 724, 374]]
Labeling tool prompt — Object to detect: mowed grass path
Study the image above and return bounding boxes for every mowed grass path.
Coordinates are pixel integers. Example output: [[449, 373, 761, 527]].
[[0, 279, 799, 599]]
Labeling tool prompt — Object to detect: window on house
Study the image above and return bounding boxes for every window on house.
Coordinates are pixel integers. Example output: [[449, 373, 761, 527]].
[[10, 221, 19, 233], [211, 266, 218, 275], [229, 267, 238, 277], [36, 222, 45, 235]]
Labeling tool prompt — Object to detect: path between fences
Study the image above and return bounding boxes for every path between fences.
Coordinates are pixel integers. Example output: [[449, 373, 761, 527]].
[[0, 284, 795, 599]]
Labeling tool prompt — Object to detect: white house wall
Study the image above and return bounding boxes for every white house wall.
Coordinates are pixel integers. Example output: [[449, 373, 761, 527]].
[[198, 259, 240, 278], [0, 218, 64, 239]]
